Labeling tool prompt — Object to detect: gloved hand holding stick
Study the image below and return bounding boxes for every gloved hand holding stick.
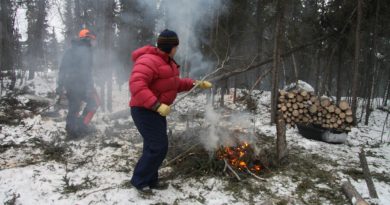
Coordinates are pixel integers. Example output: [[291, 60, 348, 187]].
[[172, 66, 223, 107]]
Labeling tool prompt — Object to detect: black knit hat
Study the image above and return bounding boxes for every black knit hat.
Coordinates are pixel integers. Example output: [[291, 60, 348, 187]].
[[157, 29, 179, 53]]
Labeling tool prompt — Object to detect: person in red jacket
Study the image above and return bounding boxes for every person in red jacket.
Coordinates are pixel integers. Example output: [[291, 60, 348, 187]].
[[129, 29, 212, 194]]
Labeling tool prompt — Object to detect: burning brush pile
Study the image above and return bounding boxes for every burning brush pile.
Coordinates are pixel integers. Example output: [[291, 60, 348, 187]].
[[216, 141, 264, 180], [166, 109, 270, 181]]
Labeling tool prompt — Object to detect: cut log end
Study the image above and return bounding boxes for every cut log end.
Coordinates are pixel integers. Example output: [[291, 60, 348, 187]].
[[339, 100, 350, 111]]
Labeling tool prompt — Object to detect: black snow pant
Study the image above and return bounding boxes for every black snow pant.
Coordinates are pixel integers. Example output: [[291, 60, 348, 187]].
[[65, 88, 100, 134], [130, 107, 168, 189]]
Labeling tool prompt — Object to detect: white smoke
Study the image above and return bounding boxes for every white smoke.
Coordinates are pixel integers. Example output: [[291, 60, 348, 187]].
[[200, 102, 258, 152], [135, 0, 229, 77], [201, 103, 221, 151], [134, 0, 252, 152]]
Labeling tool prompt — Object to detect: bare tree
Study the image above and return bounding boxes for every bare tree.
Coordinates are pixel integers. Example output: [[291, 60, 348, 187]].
[[271, 0, 285, 123], [336, 47, 343, 104], [365, 0, 381, 125], [0, 0, 17, 90], [351, 0, 362, 124], [104, 0, 115, 112], [26, 0, 48, 79], [384, 77, 390, 106], [63, 0, 74, 43]]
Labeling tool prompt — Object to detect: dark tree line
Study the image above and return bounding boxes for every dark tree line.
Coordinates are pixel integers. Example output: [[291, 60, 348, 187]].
[[0, 0, 389, 123], [0, 0, 20, 90]]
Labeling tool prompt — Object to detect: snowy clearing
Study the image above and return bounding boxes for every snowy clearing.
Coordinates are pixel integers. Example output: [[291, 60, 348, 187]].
[[1, 74, 389, 205]]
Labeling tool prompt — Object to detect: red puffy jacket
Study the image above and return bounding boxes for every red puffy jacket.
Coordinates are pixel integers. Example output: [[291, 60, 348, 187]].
[[129, 46, 195, 109]]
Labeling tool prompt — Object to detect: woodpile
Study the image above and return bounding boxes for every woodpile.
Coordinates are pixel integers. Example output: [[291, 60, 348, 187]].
[[277, 90, 353, 132]]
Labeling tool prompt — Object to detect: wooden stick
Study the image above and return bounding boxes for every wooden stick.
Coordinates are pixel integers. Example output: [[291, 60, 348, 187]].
[[342, 180, 369, 205], [359, 148, 378, 198], [249, 68, 272, 95], [223, 159, 241, 181], [245, 168, 266, 181], [1, 160, 45, 170], [173, 66, 224, 107], [78, 186, 118, 198], [163, 142, 201, 167]]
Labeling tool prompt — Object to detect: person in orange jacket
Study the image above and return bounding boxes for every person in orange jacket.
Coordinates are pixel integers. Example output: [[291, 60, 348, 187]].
[[57, 29, 100, 138]]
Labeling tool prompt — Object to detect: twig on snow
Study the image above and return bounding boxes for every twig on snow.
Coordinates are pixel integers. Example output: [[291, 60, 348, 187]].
[[78, 186, 118, 198]]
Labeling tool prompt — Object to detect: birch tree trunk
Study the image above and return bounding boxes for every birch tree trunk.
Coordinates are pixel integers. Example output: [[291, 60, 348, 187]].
[[351, 0, 362, 125]]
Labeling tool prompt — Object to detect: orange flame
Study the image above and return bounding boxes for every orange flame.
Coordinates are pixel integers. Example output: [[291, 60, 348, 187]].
[[217, 142, 261, 173]]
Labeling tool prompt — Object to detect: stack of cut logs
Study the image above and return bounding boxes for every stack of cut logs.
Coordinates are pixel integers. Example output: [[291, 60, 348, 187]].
[[278, 90, 353, 132]]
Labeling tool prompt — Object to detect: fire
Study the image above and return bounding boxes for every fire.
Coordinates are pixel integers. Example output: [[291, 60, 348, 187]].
[[216, 142, 261, 173]]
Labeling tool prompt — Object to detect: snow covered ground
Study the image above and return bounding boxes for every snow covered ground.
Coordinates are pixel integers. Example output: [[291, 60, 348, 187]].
[[1, 73, 389, 205]]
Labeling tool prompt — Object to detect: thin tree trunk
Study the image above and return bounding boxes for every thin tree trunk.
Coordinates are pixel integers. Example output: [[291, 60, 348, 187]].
[[321, 45, 337, 96], [233, 78, 237, 104], [351, 0, 362, 125], [276, 111, 287, 163], [288, 40, 299, 86], [99, 83, 106, 112], [107, 77, 112, 112], [381, 112, 389, 143], [383, 77, 390, 106], [281, 58, 286, 86], [9, 70, 16, 90], [74, 0, 82, 30], [315, 50, 321, 96], [105, 1, 114, 112], [336, 48, 343, 104], [365, 0, 381, 125], [220, 79, 227, 107], [256, 0, 264, 60], [271, 0, 285, 124]]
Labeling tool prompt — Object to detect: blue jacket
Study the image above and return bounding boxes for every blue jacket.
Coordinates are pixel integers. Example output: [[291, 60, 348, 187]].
[[58, 39, 94, 94]]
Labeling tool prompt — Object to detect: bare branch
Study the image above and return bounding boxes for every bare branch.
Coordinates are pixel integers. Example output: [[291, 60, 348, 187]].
[[245, 168, 266, 181], [208, 33, 335, 82], [163, 142, 201, 167], [223, 159, 241, 181], [249, 68, 272, 95], [78, 186, 118, 198], [52, 0, 65, 25]]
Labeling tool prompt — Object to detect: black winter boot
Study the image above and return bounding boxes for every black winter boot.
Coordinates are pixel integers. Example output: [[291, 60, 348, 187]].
[[149, 182, 169, 190]]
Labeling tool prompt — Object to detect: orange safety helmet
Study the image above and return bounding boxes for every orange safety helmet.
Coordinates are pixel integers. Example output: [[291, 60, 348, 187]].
[[79, 28, 96, 39]]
